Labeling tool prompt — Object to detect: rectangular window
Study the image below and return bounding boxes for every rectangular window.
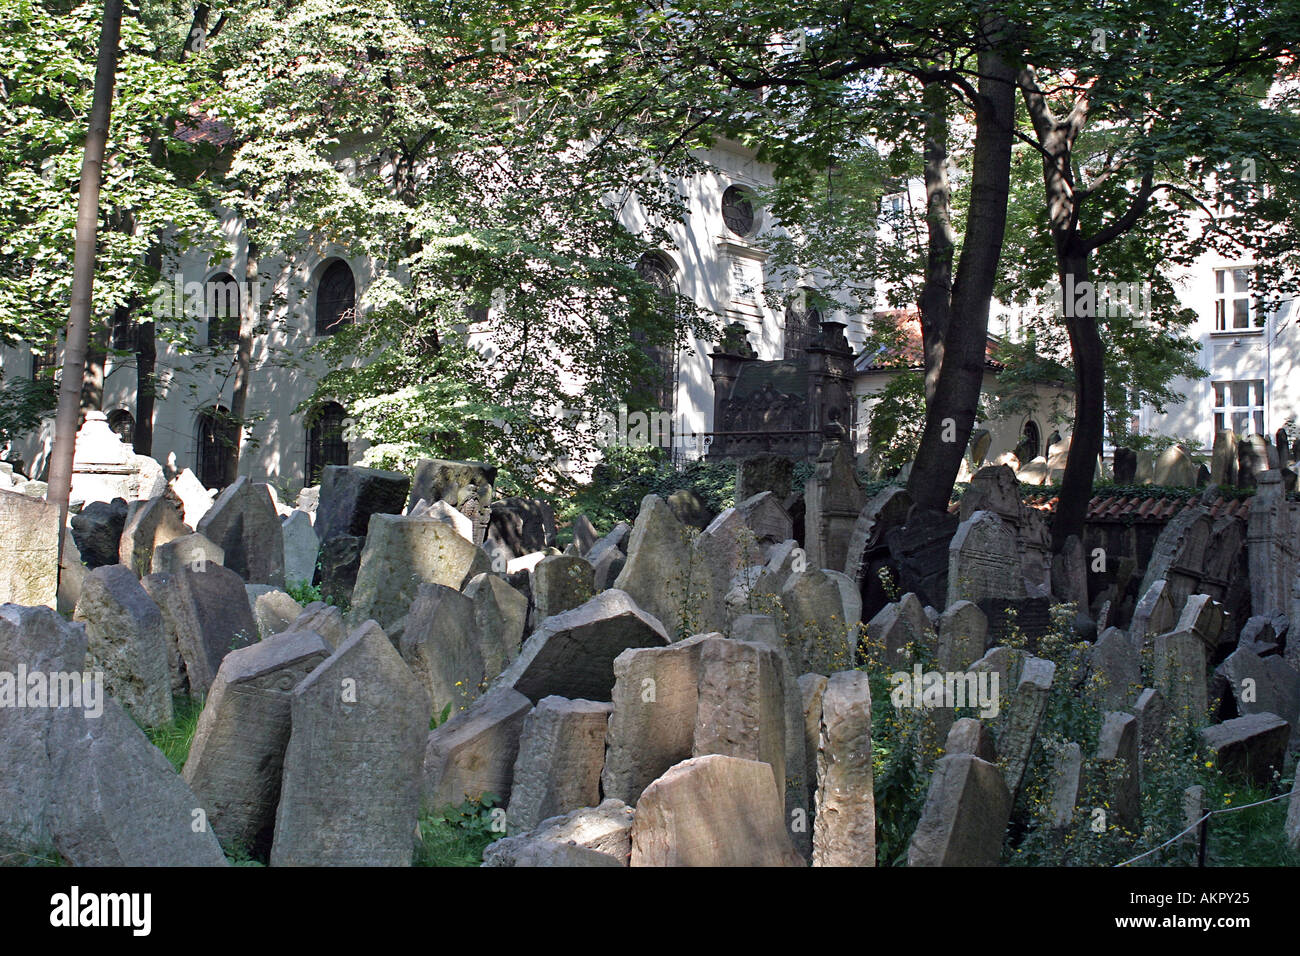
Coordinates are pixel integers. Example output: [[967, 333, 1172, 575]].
[[1212, 379, 1264, 436], [1213, 267, 1261, 331], [31, 343, 56, 381]]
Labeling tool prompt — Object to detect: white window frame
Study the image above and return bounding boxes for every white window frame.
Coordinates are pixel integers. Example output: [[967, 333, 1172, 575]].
[[1213, 267, 1260, 332], [1212, 379, 1264, 436]]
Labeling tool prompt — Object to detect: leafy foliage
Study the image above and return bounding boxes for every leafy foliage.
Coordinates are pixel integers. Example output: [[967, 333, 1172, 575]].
[[414, 794, 504, 867], [559, 445, 736, 531]]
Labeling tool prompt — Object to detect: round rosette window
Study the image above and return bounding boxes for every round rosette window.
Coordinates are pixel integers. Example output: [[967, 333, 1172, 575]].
[[721, 185, 757, 238]]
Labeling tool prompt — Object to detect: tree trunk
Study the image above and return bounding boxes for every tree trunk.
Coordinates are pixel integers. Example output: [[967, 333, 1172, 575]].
[[906, 35, 1018, 513], [919, 79, 954, 406], [47, 0, 124, 539], [132, 7, 214, 458], [223, 232, 257, 485], [132, 242, 160, 456], [82, 322, 106, 412], [1052, 247, 1104, 551]]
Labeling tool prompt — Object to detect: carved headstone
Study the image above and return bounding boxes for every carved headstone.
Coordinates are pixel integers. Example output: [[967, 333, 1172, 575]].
[[196, 476, 286, 587], [271, 621, 430, 866], [183, 629, 331, 854]]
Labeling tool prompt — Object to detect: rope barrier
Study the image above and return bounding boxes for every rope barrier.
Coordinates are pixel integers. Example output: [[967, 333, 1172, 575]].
[[1114, 789, 1294, 867]]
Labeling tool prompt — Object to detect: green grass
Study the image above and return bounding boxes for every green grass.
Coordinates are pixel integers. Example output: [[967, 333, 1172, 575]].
[[413, 796, 504, 867], [0, 842, 65, 866], [144, 695, 203, 772], [1202, 776, 1300, 867]]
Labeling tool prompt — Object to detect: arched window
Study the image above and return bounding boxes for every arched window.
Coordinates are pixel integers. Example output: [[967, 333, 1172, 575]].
[[1019, 420, 1041, 462], [109, 305, 136, 351], [632, 253, 679, 418], [784, 288, 822, 359], [196, 405, 237, 490], [306, 402, 349, 486], [315, 259, 356, 336], [107, 409, 135, 446], [721, 185, 757, 238], [206, 272, 241, 348]]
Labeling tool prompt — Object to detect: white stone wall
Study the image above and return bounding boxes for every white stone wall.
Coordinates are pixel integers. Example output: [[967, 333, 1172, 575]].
[[5, 138, 857, 490], [1136, 249, 1299, 452]]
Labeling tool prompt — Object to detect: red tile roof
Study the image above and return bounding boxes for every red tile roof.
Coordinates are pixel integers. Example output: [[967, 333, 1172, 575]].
[[1013, 490, 1255, 522], [855, 310, 1004, 373]]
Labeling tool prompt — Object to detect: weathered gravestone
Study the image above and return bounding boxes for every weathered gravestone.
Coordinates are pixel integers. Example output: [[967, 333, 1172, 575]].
[[1134, 687, 1170, 763], [1212, 648, 1300, 731], [1210, 430, 1239, 486], [290, 602, 347, 650], [506, 696, 612, 835], [197, 476, 286, 587], [483, 798, 633, 866], [601, 634, 715, 807], [423, 686, 533, 811], [486, 497, 558, 557], [1199, 713, 1290, 786], [423, 499, 474, 542], [1247, 470, 1295, 619], [948, 510, 1025, 608], [531, 554, 595, 623], [119, 495, 187, 579], [314, 465, 410, 545], [183, 629, 331, 855], [997, 656, 1056, 804], [1153, 628, 1209, 727], [281, 510, 318, 588], [813, 670, 875, 868], [0, 605, 89, 855], [464, 571, 528, 678], [74, 564, 171, 727], [70, 497, 128, 570], [271, 621, 430, 866], [1095, 711, 1141, 832], [400, 583, 481, 716], [409, 458, 497, 517], [47, 699, 228, 866], [319, 533, 364, 605], [170, 468, 213, 528], [693, 637, 787, 801], [1237, 435, 1270, 488], [907, 753, 1012, 867], [1129, 579, 1177, 653], [938, 600, 989, 671], [735, 455, 795, 503], [1087, 626, 1141, 710], [804, 437, 866, 573], [150, 531, 224, 577], [732, 614, 810, 858], [247, 586, 302, 641], [1153, 445, 1197, 487], [780, 568, 857, 675], [142, 564, 259, 697], [946, 717, 998, 762], [865, 592, 934, 669], [1046, 741, 1082, 832], [495, 589, 671, 704], [612, 495, 690, 638], [629, 754, 803, 867], [666, 488, 713, 531], [1112, 448, 1137, 485], [349, 514, 490, 631]]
